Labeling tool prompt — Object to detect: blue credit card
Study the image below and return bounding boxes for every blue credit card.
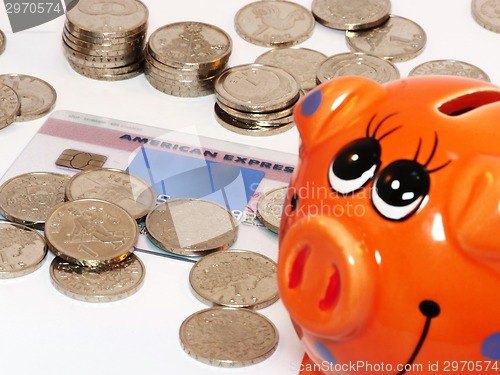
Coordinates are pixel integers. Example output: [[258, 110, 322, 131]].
[[127, 145, 265, 211]]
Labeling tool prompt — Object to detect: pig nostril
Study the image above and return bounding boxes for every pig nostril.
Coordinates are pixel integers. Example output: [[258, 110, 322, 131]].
[[319, 264, 341, 311], [419, 300, 440, 318], [288, 245, 310, 289]]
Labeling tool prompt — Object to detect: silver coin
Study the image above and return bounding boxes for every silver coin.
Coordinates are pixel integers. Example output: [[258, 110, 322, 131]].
[[255, 47, 327, 92], [179, 307, 279, 367], [346, 15, 426, 62], [189, 250, 279, 309], [65, 168, 156, 221], [214, 103, 295, 137], [0, 221, 47, 279], [65, 0, 149, 37], [472, 0, 500, 33], [214, 63, 300, 113], [256, 186, 288, 233], [148, 21, 232, 71], [0, 172, 70, 229], [44, 198, 138, 267], [408, 59, 491, 82], [0, 83, 20, 130], [0, 74, 57, 122], [234, 0, 315, 47], [311, 0, 391, 30], [145, 198, 238, 257], [0, 29, 6, 55], [317, 52, 400, 84], [49, 254, 145, 302]]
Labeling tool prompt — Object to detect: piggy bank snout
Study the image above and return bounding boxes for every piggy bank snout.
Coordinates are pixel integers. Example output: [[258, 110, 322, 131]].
[[278, 216, 376, 338]]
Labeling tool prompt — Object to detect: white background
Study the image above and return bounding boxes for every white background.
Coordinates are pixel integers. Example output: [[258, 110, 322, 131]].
[[0, 1, 499, 374]]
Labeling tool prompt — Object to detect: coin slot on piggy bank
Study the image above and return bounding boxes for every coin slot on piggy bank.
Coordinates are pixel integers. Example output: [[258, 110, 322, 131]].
[[278, 75, 500, 374]]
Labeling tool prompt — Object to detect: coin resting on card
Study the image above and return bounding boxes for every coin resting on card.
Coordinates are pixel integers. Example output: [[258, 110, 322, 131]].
[[189, 249, 279, 309]]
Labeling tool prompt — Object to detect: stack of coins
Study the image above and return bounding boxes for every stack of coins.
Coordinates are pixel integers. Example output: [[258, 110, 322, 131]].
[[145, 21, 232, 97], [0, 167, 150, 301], [214, 63, 300, 136], [62, 0, 148, 81]]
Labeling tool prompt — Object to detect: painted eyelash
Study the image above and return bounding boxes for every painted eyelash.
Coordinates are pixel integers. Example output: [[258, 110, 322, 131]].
[[413, 132, 452, 173], [365, 113, 402, 141]]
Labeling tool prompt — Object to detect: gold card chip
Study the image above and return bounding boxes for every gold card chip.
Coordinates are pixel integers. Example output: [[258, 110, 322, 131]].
[[56, 149, 107, 171]]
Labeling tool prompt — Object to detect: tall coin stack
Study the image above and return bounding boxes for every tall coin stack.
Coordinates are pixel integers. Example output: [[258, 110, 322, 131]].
[[214, 64, 300, 136], [145, 21, 232, 97], [62, 0, 148, 81]]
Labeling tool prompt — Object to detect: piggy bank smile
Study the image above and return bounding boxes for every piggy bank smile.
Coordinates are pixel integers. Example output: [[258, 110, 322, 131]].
[[278, 76, 500, 374]]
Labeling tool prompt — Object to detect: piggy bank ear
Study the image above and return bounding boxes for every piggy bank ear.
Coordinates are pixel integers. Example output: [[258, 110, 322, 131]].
[[448, 155, 500, 271], [294, 76, 386, 148]]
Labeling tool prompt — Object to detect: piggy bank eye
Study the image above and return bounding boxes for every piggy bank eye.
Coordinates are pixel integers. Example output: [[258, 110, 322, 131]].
[[372, 160, 430, 221], [328, 138, 381, 194]]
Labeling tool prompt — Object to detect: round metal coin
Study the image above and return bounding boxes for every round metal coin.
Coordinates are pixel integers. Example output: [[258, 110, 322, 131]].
[[317, 52, 400, 84], [472, 0, 500, 33], [49, 254, 145, 302], [145, 198, 238, 257], [346, 15, 426, 62], [234, 0, 315, 47], [215, 63, 301, 113], [65, 168, 156, 221], [148, 21, 232, 71], [44, 198, 138, 267], [0, 221, 47, 279], [255, 47, 327, 92], [256, 186, 288, 233], [65, 0, 149, 37], [311, 0, 391, 30], [189, 250, 279, 309], [0, 29, 6, 55], [179, 306, 279, 367], [0, 83, 20, 129], [408, 59, 491, 82], [0, 74, 57, 122], [0, 172, 70, 228]]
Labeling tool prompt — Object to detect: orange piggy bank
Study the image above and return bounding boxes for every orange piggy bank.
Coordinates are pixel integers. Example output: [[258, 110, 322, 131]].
[[278, 76, 500, 375]]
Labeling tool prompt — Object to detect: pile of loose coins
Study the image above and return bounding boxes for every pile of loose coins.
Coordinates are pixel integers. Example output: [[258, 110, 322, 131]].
[[0, 73, 57, 129], [175, 186, 289, 366], [0, 168, 155, 301], [144, 21, 232, 97], [62, 0, 148, 81], [180, 249, 280, 367], [214, 63, 301, 136]]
